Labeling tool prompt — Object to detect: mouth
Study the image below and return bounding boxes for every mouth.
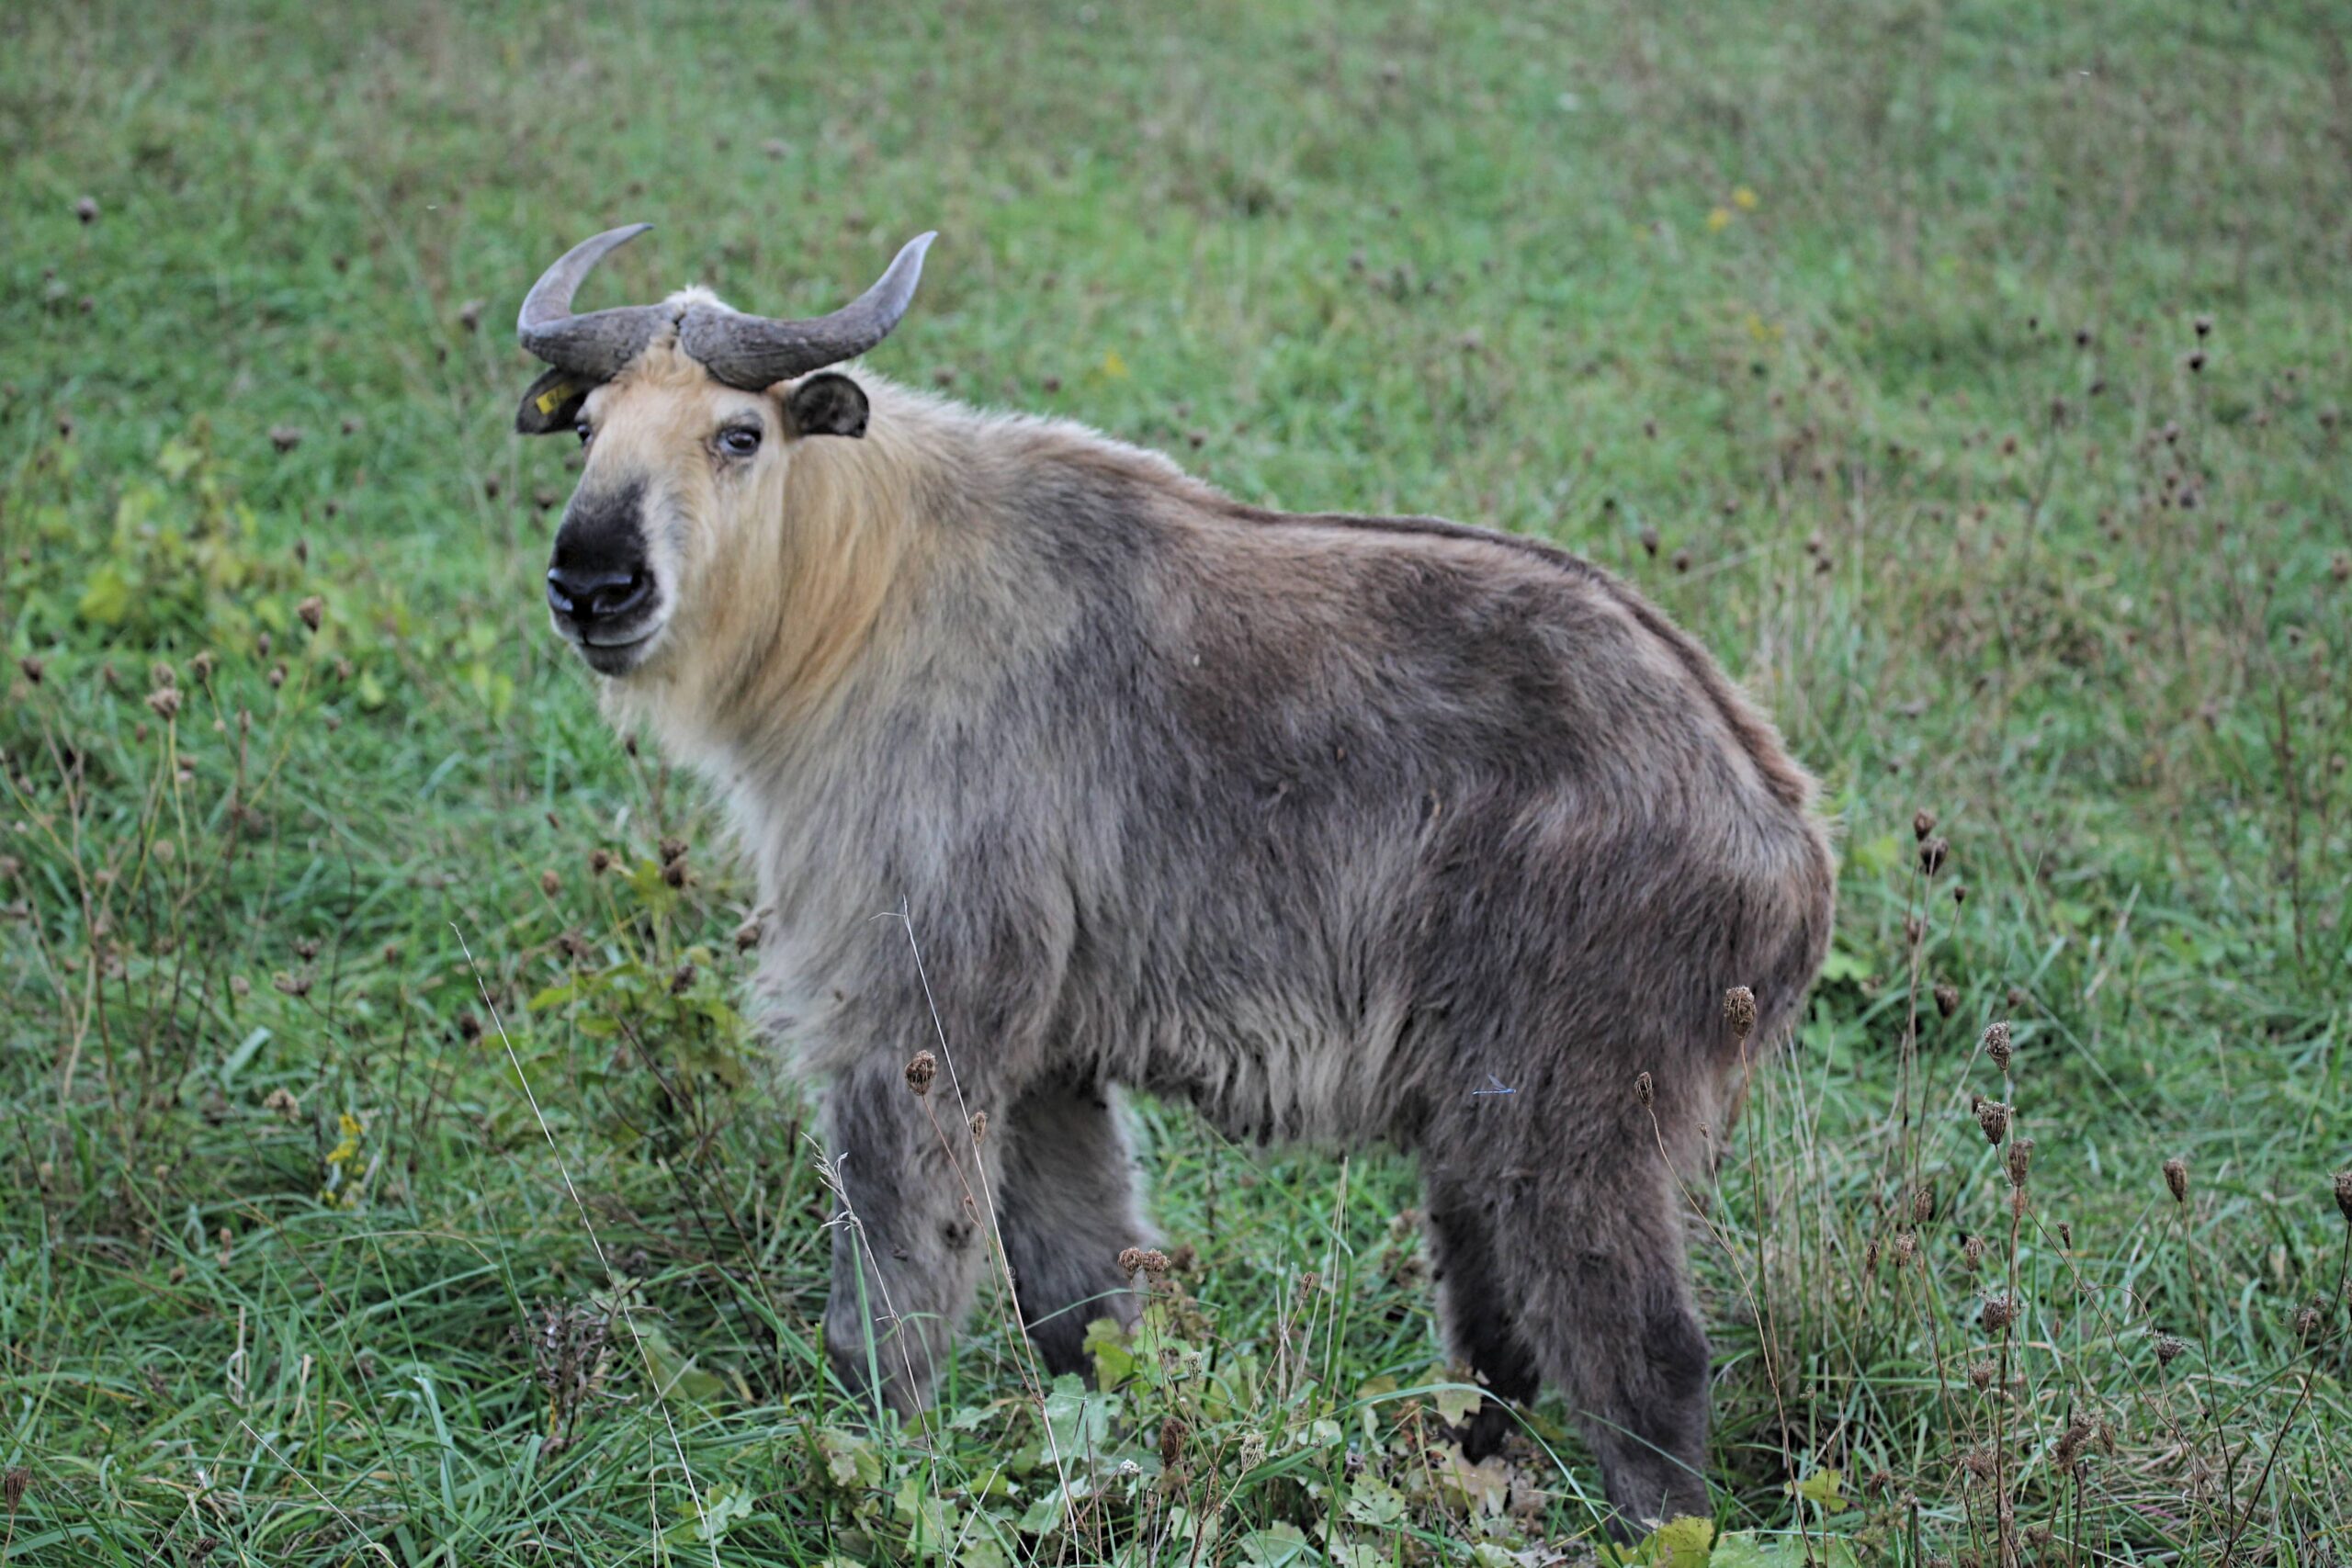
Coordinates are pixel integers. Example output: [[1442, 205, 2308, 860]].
[[555, 618, 662, 676]]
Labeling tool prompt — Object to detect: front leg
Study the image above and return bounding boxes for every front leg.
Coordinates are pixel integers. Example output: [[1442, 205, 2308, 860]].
[[994, 1077, 1149, 1374], [820, 1047, 1000, 1415]]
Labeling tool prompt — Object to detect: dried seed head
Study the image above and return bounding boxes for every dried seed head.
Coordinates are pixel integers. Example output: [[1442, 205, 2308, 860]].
[[1919, 836, 1950, 875], [2006, 985, 2028, 1010], [1982, 1294, 2017, 1333], [1119, 1246, 1146, 1275], [1159, 1416, 1187, 1468], [1892, 1230, 1918, 1269], [3, 1466, 27, 1510], [1913, 807, 1938, 841], [969, 1109, 988, 1142], [2294, 1304, 2324, 1343], [1723, 986, 1757, 1041], [1634, 1071, 1654, 1108], [1962, 1233, 1986, 1271], [191, 649, 215, 683], [298, 595, 324, 632], [458, 299, 485, 333], [2154, 1333, 2187, 1368], [2007, 1136, 2034, 1189], [268, 424, 303, 454], [1142, 1248, 1173, 1277], [1934, 981, 1959, 1018], [1981, 1020, 2013, 1071], [146, 685, 181, 720], [1968, 1358, 1996, 1392], [589, 848, 612, 875], [74, 195, 99, 224], [2163, 1157, 2188, 1206], [264, 1087, 300, 1120], [661, 855, 688, 888], [2054, 1417, 2094, 1467], [733, 917, 762, 952], [1912, 1184, 1935, 1225], [658, 836, 688, 865], [2058, 1221, 2074, 1250], [1976, 1099, 2011, 1146], [2334, 1170, 2352, 1227], [1904, 913, 1925, 946], [669, 963, 695, 995], [1671, 547, 1691, 573], [539, 869, 560, 897], [2194, 314, 2212, 339], [1951, 882, 1967, 905], [17, 655, 42, 684], [904, 1051, 937, 1095], [1862, 1236, 1882, 1276]]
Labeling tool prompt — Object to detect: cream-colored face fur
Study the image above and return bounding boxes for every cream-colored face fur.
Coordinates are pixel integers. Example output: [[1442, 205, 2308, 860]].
[[548, 326, 922, 754], [555, 337, 785, 682]]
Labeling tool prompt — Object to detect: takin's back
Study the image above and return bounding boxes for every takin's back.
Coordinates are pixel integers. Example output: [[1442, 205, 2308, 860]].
[[835, 416, 1838, 1145]]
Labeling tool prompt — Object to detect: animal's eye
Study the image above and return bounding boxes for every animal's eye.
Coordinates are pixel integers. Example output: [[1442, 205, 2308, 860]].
[[574, 421, 593, 446], [717, 426, 762, 458]]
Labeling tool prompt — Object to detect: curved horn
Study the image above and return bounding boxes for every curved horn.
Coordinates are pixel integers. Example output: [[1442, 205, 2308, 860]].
[[679, 231, 936, 390], [516, 223, 671, 379]]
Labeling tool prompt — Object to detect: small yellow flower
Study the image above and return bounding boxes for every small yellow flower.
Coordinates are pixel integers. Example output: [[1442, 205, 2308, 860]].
[[322, 1111, 368, 1208], [1733, 186, 1759, 211], [1706, 207, 1734, 233]]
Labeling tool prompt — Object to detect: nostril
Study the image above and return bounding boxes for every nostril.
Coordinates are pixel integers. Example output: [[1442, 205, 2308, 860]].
[[547, 565, 651, 623], [590, 571, 651, 620]]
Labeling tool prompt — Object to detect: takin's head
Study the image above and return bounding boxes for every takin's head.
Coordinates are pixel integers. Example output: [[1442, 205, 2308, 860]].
[[511, 224, 933, 678]]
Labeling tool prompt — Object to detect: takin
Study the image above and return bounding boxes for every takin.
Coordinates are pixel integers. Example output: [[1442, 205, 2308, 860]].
[[509, 224, 1835, 1532]]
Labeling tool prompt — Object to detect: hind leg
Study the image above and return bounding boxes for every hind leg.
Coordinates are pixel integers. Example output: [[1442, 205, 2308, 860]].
[[1506, 1159, 1713, 1535], [1424, 1179, 1544, 1459], [993, 1078, 1149, 1374]]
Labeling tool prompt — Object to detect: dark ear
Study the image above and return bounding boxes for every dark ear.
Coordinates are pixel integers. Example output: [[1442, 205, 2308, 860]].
[[784, 373, 869, 439], [514, 367, 594, 435]]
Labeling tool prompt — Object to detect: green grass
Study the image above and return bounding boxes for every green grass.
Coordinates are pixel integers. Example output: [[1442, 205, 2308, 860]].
[[5, 0, 2349, 1562]]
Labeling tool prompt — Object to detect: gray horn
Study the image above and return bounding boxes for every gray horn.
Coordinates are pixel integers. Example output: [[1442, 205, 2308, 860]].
[[516, 223, 671, 379], [680, 231, 936, 390]]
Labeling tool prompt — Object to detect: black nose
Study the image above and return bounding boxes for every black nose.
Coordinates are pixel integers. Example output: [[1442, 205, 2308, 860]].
[[546, 564, 652, 625]]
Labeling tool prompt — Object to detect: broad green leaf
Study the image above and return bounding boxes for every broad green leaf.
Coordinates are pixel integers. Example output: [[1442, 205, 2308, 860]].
[[1790, 1466, 1849, 1511], [1712, 1530, 1860, 1568], [1084, 1315, 1137, 1390], [1237, 1523, 1312, 1567], [78, 561, 135, 627], [816, 1427, 882, 1491], [1430, 1379, 1483, 1427]]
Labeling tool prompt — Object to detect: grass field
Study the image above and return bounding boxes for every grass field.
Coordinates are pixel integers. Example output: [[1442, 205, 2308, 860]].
[[5, 0, 2351, 1562]]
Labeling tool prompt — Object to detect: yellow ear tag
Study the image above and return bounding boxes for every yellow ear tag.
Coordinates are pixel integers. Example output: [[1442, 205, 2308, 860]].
[[534, 381, 579, 416]]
